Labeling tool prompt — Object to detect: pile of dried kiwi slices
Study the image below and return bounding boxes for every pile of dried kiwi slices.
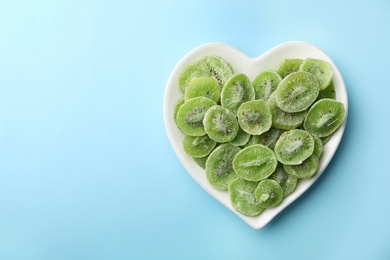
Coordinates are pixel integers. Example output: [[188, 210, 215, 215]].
[[174, 56, 345, 217]]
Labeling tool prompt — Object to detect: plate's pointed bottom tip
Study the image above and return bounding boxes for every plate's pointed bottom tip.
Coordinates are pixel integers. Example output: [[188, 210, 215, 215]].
[[249, 223, 266, 230], [247, 215, 278, 230]]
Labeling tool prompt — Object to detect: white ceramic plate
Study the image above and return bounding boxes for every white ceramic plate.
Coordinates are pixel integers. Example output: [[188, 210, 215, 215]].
[[163, 41, 348, 229]]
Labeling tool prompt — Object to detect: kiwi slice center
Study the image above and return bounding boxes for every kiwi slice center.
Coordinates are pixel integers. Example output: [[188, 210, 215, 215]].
[[267, 188, 275, 200], [240, 158, 268, 168], [185, 107, 208, 126], [309, 65, 324, 80], [288, 85, 307, 100], [238, 190, 257, 204], [281, 111, 296, 118], [209, 67, 223, 86], [260, 194, 270, 202], [317, 113, 336, 128], [285, 139, 304, 154], [192, 136, 206, 146], [264, 78, 273, 97], [215, 155, 230, 177], [233, 83, 245, 103], [214, 113, 231, 134], [245, 110, 263, 124]]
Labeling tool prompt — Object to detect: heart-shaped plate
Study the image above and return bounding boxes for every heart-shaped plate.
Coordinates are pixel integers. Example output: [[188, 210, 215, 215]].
[[163, 41, 348, 229]]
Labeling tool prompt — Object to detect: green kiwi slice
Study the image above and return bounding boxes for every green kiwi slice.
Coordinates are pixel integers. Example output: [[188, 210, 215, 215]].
[[230, 127, 251, 147], [237, 100, 272, 135], [178, 61, 211, 93], [300, 58, 333, 90], [268, 164, 298, 198], [252, 70, 282, 100], [312, 135, 323, 158], [228, 177, 264, 216], [174, 97, 185, 124], [205, 143, 240, 190], [200, 56, 234, 88], [303, 99, 346, 137], [267, 92, 307, 130], [176, 97, 217, 136], [274, 129, 314, 165], [275, 71, 320, 113], [249, 127, 284, 150], [283, 154, 319, 179], [233, 144, 278, 182], [317, 80, 336, 101], [254, 179, 283, 208], [321, 134, 333, 145], [276, 59, 303, 78], [221, 73, 255, 115], [184, 77, 221, 103], [182, 135, 217, 158], [203, 105, 239, 143], [193, 156, 208, 169]]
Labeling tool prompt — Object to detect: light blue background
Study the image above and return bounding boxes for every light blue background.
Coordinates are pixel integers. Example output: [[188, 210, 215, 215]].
[[0, 1, 389, 259]]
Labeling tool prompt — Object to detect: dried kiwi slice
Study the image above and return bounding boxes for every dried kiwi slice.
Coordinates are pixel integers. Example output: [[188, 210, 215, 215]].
[[228, 178, 263, 216], [203, 105, 239, 143], [312, 135, 323, 158], [200, 56, 234, 88], [274, 129, 314, 165], [267, 92, 307, 130], [178, 61, 210, 93], [268, 164, 298, 198], [184, 77, 221, 103], [237, 100, 272, 135], [221, 73, 255, 115], [283, 154, 319, 179], [300, 58, 333, 90], [276, 59, 303, 78], [233, 144, 278, 182], [230, 127, 251, 147], [193, 156, 208, 169], [252, 70, 281, 100], [176, 97, 217, 136], [275, 71, 320, 113], [205, 144, 240, 190], [254, 179, 283, 208], [174, 97, 185, 124], [303, 99, 346, 137], [182, 135, 216, 158], [321, 134, 333, 145], [317, 80, 336, 101], [249, 127, 284, 150]]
